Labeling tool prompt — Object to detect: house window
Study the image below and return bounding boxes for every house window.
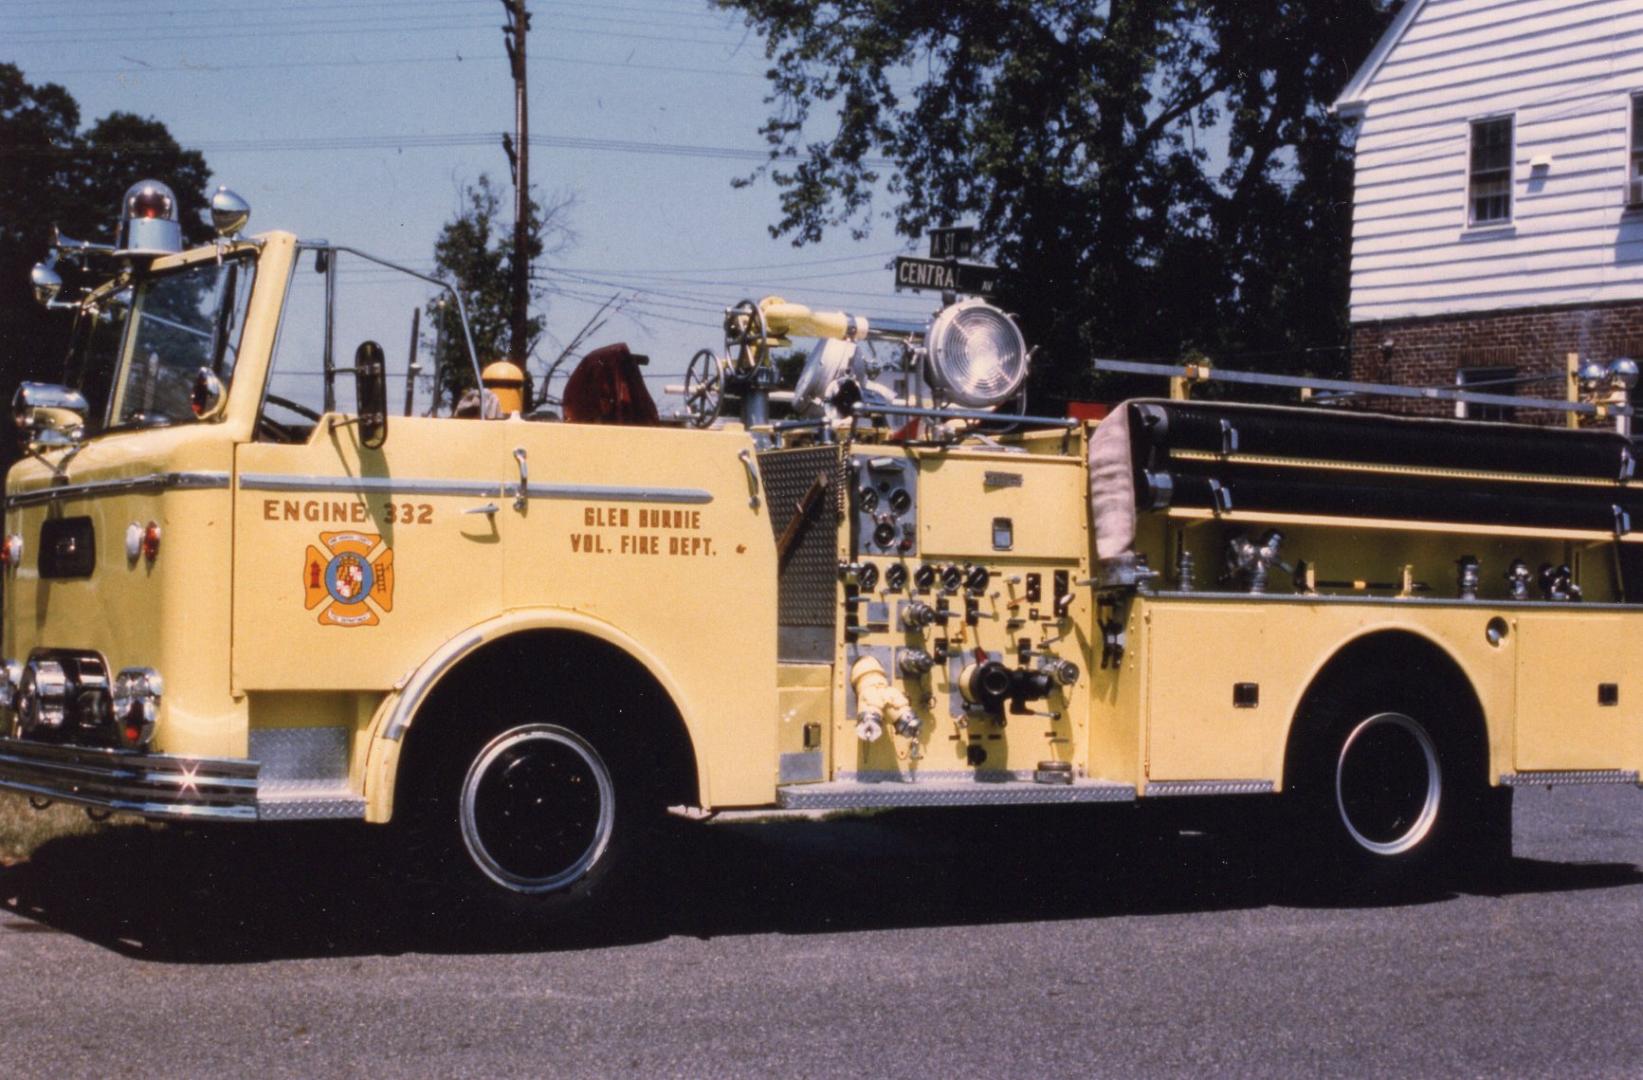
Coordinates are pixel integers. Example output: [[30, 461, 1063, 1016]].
[[1468, 117, 1513, 225], [1629, 95, 1643, 207], [1457, 365, 1517, 422]]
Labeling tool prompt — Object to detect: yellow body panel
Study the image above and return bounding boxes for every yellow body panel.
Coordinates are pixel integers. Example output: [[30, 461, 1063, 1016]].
[[1514, 611, 1636, 771], [1138, 599, 1523, 786], [916, 451, 1086, 560]]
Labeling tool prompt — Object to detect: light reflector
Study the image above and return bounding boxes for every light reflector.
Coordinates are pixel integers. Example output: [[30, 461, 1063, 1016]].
[[924, 299, 1027, 408]]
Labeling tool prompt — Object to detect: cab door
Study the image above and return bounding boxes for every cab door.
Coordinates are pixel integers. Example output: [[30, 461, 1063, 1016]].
[[231, 244, 505, 692], [231, 418, 508, 691]]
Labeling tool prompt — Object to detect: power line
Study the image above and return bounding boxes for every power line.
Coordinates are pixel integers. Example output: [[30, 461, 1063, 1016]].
[[25, 52, 773, 81], [0, 131, 893, 168], [4, 18, 757, 49]]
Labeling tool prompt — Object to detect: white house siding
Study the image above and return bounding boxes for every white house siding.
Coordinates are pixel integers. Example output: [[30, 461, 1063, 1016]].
[[1348, 0, 1643, 323]]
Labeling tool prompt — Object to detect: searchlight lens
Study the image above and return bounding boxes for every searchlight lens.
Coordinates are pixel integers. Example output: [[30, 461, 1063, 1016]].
[[925, 299, 1027, 409]]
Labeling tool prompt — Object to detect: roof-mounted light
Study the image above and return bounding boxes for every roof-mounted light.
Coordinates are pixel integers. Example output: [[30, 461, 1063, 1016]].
[[924, 298, 1028, 409], [209, 186, 251, 240], [117, 179, 183, 256]]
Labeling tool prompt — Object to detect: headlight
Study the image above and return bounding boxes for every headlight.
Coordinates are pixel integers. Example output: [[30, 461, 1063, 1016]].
[[924, 299, 1028, 409], [111, 668, 163, 749]]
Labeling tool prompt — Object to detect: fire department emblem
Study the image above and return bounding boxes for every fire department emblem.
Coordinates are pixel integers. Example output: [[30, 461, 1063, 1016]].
[[304, 531, 394, 627]]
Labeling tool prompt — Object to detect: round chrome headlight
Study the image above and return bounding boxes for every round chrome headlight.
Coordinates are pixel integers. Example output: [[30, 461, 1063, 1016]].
[[924, 299, 1028, 409]]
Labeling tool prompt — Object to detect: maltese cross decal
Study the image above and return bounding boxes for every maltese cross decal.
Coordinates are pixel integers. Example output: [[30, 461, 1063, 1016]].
[[303, 530, 395, 627]]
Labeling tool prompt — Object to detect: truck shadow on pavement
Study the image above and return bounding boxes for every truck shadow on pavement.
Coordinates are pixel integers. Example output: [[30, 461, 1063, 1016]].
[[2, 801, 1639, 963]]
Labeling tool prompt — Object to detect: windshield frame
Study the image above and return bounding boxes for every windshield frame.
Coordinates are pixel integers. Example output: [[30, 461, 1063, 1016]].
[[264, 243, 484, 426], [86, 250, 259, 437]]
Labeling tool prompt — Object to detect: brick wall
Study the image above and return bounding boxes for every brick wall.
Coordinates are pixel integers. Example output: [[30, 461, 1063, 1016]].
[[1348, 300, 1643, 421]]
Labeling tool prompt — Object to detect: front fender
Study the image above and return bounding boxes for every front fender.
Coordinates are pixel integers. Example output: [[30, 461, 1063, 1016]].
[[360, 608, 713, 823]]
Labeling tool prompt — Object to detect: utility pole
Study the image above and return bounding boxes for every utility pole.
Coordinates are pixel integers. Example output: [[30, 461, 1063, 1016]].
[[502, 0, 531, 363]]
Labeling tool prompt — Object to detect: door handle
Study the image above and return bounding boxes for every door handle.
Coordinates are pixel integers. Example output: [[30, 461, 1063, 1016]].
[[513, 447, 528, 511], [737, 449, 761, 509]]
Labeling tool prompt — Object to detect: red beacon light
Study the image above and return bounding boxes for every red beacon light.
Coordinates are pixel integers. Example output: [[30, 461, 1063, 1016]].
[[116, 179, 183, 257]]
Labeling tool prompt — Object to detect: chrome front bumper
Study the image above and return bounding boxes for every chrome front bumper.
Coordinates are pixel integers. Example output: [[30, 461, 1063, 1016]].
[[0, 737, 259, 821]]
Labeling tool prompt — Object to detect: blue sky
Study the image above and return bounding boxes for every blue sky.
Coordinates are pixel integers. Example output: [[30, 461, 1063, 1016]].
[[3, 0, 947, 410]]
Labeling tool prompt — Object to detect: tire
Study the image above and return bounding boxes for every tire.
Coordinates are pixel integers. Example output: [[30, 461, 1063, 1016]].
[[1286, 673, 1505, 894], [402, 715, 662, 929]]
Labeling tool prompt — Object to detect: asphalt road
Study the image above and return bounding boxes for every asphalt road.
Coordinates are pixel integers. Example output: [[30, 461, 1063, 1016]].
[[3, 785, 1643, 1078]]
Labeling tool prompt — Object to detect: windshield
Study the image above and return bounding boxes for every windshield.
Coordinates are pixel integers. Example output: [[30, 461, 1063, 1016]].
[[91, 256, 256, 431]]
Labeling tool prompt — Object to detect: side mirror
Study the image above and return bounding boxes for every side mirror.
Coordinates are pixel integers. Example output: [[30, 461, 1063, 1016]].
[[354, 341, 388, 450], [12, 382, 89, 452], [190, 368, 227, 422]]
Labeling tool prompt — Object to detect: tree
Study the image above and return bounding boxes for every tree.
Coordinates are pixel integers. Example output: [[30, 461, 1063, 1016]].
[[0, 64, 212, 411], [716, 0, 1391, 406], [425, 174, 573, 408]]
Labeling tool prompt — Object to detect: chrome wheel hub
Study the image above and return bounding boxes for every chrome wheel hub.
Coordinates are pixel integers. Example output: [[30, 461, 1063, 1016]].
[[459, 724, 615, 894], [1334, 712, 1442, 856]]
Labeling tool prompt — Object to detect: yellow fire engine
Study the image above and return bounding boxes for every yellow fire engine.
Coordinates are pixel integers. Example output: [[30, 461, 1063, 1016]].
[[4, 181, 1641, 917]]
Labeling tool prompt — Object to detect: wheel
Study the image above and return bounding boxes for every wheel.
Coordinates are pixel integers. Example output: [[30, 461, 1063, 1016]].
[[1286, 673, 1506, 893], [682, 349, 726, 428], [401, 713, 662, 929], [458, 724, 617, 895]]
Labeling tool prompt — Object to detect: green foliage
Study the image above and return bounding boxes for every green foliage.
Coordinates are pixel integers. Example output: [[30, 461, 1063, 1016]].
[[0, 63, 213, 435], [426, 174, 572, 404], [716, 0, 1390, 406]]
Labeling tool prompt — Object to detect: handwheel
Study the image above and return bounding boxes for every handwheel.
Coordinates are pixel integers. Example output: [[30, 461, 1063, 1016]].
[[682, 348, 726, 428], [722, 298, 771, 373]]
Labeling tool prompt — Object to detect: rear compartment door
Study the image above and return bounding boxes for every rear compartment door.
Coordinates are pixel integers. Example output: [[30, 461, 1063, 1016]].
[[1514, 611, 1635, 772]]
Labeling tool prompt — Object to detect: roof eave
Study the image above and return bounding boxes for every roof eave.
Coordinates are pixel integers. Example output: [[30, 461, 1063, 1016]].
[[1332, 0, 1430, 115]]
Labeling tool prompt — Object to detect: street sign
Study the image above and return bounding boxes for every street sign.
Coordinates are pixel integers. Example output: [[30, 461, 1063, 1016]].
[[894, 255, 1003, 296], [928, 226, 976, 260]]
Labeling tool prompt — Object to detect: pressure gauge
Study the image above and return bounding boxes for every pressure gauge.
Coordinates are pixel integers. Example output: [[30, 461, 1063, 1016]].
[[940, 564, 964, 593], [857, 486, 879, 514], [888, 488, 913, 516], [885, 563, 908, 592], [857, 563, 880, 592], [914, 564, 937, 592]]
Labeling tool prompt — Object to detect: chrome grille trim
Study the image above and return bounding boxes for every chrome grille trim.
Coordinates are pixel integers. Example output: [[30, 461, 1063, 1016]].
[[0, 737, 258, 821]]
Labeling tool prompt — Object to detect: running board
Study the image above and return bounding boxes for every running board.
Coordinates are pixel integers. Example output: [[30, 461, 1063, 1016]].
[[256, 789, 367, 821], [1501, 770, 1640, 788], [777, 775, 1135, 810]]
